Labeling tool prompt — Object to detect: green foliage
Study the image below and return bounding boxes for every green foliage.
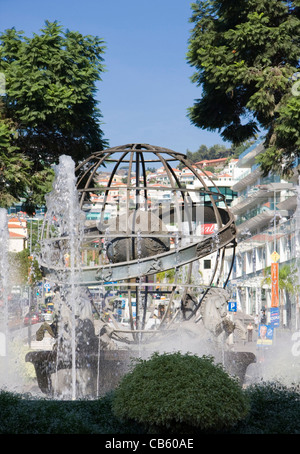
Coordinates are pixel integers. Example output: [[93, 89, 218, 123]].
[[187, 0, 300, 175], [187, 143, 230, 162], [0, 111, 32, 208], [0, 381, 299, 434], [112, 352, 250, 433], [183, 140, 254, 167], [257, 93, 300, 175], [11, 247, 43, 285], [0, 20, 107, 209], [0, 391, 144, 434], [234, 382, 300, 434], [156, 269, 176, 283], [261, 263, 299, 295]]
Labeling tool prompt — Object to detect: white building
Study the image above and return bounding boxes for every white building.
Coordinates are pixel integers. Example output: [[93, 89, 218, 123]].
[[8, 216, 28, 252], [183, 161, 239, 284], [224, 141, 300, 329]]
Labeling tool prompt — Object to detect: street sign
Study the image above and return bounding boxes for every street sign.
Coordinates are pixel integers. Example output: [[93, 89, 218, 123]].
[[228, 301, 237, 312], [271, 251, 280, 262], [270, 307, 280, 327], [44, 283, 51, 292]]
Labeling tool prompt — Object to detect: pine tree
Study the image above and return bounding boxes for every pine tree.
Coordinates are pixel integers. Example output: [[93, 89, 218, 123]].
[[187, 0, 300, 175]]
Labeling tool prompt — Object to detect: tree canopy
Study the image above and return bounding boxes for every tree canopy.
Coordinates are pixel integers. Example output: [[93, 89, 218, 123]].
[[187, 0, 300, 176], [185, 141, 253, 165], [0, 21, 107, 211]]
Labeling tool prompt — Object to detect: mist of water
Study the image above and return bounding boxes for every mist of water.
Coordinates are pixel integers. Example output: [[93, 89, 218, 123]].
[[40, 155, 92, 399]]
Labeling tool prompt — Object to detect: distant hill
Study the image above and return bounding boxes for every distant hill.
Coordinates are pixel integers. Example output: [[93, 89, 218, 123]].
[[184, 140, 255, 166]]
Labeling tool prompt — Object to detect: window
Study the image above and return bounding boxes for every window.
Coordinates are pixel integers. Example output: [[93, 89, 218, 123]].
[[204, 259, 211, 269]]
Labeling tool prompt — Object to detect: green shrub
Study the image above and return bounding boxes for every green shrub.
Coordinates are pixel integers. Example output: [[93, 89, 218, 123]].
[[112, 351, 250, 433], [234, 382, 300, 434], [0, 390, 145, 434]]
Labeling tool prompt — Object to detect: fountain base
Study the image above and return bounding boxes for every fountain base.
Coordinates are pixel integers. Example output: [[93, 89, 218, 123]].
[[223, 351, 256, 385], [25, 349, 137, 397], [26, 348, 256, 397]]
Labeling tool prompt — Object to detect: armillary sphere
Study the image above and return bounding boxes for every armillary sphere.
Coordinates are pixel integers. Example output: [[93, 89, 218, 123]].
[[40, 143, 236, 340]]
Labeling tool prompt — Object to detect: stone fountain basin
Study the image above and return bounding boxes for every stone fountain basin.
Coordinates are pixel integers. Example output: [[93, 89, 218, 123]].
[[26, 349, 256, 396], [223, 351, 256, 385], [25, 349, 136, 396]]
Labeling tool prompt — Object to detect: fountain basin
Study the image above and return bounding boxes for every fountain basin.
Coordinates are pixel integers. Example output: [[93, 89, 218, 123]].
[[25, 349, 137, 397], [223, 351, 256, 385], [26, 348, 256, 396]]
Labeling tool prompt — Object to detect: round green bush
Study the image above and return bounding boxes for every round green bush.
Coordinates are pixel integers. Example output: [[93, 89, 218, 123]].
[[112, 351, 250, 433]]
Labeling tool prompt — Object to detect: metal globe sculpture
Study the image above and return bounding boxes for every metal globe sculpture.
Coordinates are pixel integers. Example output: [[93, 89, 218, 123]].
[[77, 143, 236, 328], [40, 143, 237, 339]]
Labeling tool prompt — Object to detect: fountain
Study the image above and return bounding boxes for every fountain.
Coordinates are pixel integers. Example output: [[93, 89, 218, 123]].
[[24, 155, 136, 398], [23, 144, 256, 397]]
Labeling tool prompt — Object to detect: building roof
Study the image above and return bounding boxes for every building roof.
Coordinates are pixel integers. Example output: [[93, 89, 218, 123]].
[[196, 157, 228, 166], [8, 216, 26, 223], [8, 222, 26, 229], [218, 173, 232, 178], [9, 231, 27, 239]]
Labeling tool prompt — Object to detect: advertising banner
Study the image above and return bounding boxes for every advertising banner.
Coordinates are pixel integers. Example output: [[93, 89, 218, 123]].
[[257, 324, 274, 346], [198, 224, 217, 235], [270, 307, 280, 327], [271, 262, 279, 307]]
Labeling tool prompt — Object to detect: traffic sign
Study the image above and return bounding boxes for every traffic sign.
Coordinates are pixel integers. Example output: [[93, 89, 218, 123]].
[[271, 251, 280, 262], [228, 301, 237, 312], [44, 283, 51, 292]]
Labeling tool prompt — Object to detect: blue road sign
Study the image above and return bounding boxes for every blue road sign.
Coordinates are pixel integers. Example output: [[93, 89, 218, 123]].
[[270, 308, 280, 327], [228, 301, 237, 312], [44, 283, 51, 292]]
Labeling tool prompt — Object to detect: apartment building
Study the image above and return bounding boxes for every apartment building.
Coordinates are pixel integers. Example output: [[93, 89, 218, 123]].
[[184, 159, 239, 285], [224, 140, 300, 330]]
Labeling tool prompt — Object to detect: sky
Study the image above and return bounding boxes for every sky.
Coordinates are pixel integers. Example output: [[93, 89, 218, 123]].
[[0, 0, 227, 154]]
